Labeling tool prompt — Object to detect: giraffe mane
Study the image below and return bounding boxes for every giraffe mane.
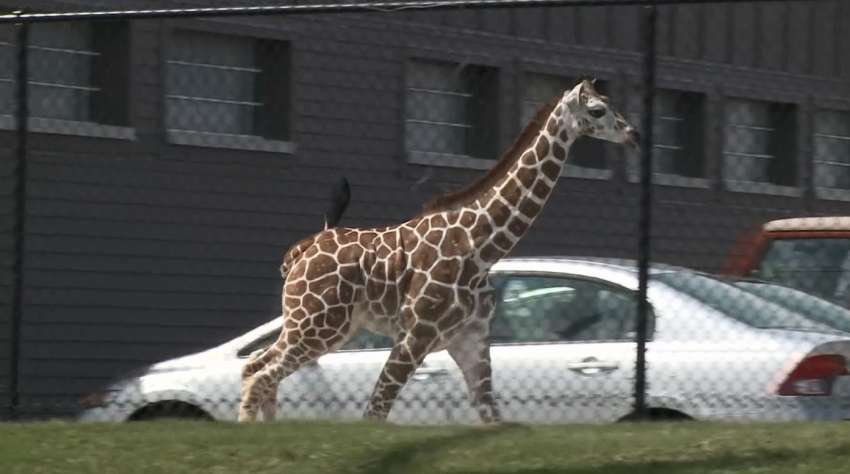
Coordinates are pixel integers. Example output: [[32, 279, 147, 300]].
[[419, 95, 560, 214]]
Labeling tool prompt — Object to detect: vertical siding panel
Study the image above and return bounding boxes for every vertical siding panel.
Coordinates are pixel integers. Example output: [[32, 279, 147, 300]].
[[444, 9, 479, 32], [611, 5, 640, 52], [812, 0, 838, 77], [672, 4, 700, 60], [701, 3, 728, 63], [786, 2, 811, 74], [842, 0, 850, 79], [514, 8, 546, 40], [576, 6, 607, 48], [655, 6, 673, 57], [478, 10, 512, 36], [758, 2, 785, 71], [547, 6, 578, 46], [731, 2, 756, 67]]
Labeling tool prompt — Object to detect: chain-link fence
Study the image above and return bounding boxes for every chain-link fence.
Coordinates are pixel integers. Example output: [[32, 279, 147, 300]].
[[2, 0, 850, 426]]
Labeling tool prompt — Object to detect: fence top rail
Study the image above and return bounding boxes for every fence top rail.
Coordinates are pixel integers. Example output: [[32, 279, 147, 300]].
[[0, 0, 827, 24]]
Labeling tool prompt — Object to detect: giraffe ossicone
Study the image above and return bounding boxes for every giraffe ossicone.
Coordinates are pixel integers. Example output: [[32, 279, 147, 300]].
[[238, 79, 639, 423]]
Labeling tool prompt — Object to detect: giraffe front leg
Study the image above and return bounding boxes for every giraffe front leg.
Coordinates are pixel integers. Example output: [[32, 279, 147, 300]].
[[363, 322, 438, 421], [448, 290, 502, 424]]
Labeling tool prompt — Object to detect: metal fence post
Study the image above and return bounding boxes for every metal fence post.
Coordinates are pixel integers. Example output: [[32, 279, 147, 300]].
[[633, 4, 656, 421], [8, 15, 29, 420]]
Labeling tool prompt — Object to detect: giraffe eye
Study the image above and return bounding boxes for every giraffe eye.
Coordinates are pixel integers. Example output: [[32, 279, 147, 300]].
[[588, 106, 606, 119]]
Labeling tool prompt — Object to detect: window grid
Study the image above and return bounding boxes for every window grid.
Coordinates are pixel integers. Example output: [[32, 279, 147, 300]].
[[723, 99, 776, 185], [814, 110, 850, 190], [405, 60, 475, 159], [0, 25, 100, 122], [166, 31, 262, 136]]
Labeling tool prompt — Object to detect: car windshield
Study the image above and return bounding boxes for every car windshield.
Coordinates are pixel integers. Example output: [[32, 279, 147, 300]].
[[732, 281, 850, 334], [755, 237, 850, 306], [654, 271, 839, 333]]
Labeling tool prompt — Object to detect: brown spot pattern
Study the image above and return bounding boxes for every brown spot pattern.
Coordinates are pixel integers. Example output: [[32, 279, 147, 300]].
[[489, 200, 511, 227], [546, 117, 558, 136], [440, 227, 472, 258], [541, 160, 561, 181], [552, 142, 567, 160], [533, 180, 551, 199], [516, 167, 536, 188], [535, 136, 549, 158]]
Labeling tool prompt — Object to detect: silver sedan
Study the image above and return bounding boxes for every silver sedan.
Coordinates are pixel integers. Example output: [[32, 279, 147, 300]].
[[79, 257, 850, 424]]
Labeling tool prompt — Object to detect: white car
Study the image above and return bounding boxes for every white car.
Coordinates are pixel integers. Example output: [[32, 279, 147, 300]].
[[78, 257, 850, 424]]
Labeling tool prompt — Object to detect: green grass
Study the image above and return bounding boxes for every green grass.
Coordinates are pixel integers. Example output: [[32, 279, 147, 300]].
[[1, 420, 849, 474]]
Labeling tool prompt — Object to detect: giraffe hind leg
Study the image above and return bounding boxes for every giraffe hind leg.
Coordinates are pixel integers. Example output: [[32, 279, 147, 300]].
[[243, 348, 279, 422], [239, 311, 355, 422]]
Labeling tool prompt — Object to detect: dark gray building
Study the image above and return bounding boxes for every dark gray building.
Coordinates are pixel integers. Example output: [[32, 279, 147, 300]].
[[1, 0, 848, 416]]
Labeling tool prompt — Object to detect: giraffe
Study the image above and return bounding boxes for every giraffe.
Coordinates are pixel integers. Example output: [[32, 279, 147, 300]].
[[238, 79, 639, 423]]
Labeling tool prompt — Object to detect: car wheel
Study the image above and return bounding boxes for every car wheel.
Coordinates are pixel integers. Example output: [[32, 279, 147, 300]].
[[618, 408, 692, 422], [128, 401, 213, 421]]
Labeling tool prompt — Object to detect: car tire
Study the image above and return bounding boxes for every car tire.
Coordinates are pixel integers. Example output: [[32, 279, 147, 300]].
[[128, 401, 213, 421], [618, 408, 692, 422]]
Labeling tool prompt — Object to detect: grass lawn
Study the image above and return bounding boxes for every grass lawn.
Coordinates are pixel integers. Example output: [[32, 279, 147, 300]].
[[1, 420, 849, 474]]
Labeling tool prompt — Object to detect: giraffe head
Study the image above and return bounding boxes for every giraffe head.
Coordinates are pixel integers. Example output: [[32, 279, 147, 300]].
[[561, 79, 640, 150]]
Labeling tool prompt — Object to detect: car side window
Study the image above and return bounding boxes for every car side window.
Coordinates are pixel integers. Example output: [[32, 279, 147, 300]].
[[237, 331, 277, 358], [238, 328, 394, 357], [340, 329, 394, 350], [490, 275, 643, 343]]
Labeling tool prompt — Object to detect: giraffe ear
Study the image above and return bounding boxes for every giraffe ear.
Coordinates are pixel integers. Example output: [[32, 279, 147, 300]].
[[578, 80, 592, 105]]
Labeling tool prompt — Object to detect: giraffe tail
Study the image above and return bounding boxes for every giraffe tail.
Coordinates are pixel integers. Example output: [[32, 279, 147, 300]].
[[323, 176, 351, 230]]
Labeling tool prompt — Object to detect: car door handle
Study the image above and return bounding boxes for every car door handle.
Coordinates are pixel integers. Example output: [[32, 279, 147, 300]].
[[567, 359, 620, 376], [411, 368, 450, 381]]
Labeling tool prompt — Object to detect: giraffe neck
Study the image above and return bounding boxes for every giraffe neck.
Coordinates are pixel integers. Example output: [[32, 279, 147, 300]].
[[473, 105, 577, 263]]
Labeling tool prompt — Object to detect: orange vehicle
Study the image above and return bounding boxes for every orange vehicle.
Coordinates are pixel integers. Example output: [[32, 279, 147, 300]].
[[723, 217, 850, 308]]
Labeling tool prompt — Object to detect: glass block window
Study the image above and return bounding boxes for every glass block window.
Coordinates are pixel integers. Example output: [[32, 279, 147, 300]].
[[27, 23, 97, 121], [0, 21, 130, 126], [723, 98, 797, 187], [0, 27, 13, 115], [813, 110, 850, 189], [627, 89, 705, 178], [405, 59, 499, 160], [523, 72, 607, 170], [166, 31, 261, 135]]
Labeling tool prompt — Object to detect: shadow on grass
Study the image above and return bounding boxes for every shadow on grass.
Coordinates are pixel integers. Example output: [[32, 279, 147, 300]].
[[348, 426, 850, 474], [351, 422, 531, 474]]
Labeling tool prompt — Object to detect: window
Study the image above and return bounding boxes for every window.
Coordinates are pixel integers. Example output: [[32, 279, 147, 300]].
[[723, 98, 797, 188], [166, 30, 290, 141], [237, 331, 277, 358], [813, 110, 850, 190], [655, 271, 837, 333], [237, 328, 393, 358], [523, 72, 608, 170], [627, 89, 705, 179], [0, 21, 130, 126], [405, 59, 499, 161], [489, 275, 641, 343], [754, 238, 850, 306]]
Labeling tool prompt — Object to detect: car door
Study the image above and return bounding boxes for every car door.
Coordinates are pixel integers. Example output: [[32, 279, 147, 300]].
[[296, 331, 464, 425], [481, 273, 645, 424], [233, 327, 463, 424]]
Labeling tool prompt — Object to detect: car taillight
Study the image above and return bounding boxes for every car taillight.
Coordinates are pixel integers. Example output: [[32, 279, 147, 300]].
[[777, 354, 849, 396]]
